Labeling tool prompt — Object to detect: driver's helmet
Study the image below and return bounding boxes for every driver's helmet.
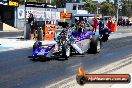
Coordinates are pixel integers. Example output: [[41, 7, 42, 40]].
[[79, 22, 83, 26], [61, 29, 67, 35]]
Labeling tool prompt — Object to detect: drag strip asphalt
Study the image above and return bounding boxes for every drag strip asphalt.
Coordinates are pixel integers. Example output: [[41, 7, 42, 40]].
[[0, 36, 132, 88]]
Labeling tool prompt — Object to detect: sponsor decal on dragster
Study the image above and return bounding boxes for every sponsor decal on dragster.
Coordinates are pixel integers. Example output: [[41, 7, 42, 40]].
[[72, 32, 94, 42], [78, 43, 83, 48], [32, 44, 55, 57]]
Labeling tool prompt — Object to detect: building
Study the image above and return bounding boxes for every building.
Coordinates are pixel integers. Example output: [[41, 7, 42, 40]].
[[16, 1, 94, 29], [57, 2, 88, 16], [57, 1, 97, 24], [17, 2, 59, 29], [0, 0, 19, 27]]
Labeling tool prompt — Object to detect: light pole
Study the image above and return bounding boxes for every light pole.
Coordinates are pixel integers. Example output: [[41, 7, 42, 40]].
[[45, 0, 47, 24], [50, 0, 52, 24], [24, 0, 27, 39], [97, 7, 99, 16], [46, 0, 52, 23], [64, 8, 66, 22], [116, 0, 119, 21]]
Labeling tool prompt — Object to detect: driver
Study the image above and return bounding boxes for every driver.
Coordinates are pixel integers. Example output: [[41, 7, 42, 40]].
[[78, 26, 83, 32], [78, 21, 83, 32]]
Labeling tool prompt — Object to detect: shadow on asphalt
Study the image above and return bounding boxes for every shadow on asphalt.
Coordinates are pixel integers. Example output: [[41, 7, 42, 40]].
[[29, 56, 69, 62], [29, 53, 91, 62], [7, 37, 24, 39], [7, 37, 25, 40], [7, 37, 36, 41]]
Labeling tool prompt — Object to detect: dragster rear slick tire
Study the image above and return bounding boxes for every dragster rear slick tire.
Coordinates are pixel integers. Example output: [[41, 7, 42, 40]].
[[89, 35, 101, 53]]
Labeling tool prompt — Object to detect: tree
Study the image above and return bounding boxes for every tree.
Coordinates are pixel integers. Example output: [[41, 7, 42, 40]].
[[120, 0, 132, 17], [80, 0, 98, 14], [100, 1, 116, 16], [106, 0, 110, 3], [53, 0, 66, 8], [113, 0, 118, 5]]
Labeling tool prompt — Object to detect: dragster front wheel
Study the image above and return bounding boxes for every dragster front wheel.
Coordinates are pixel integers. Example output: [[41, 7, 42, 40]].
[[101, 34, 109, 42], [62, 44, 71, 60], [33, 41, 39, 51]]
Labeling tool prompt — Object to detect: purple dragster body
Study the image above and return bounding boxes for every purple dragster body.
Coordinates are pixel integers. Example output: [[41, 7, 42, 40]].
[[30, 29, 101, 60]]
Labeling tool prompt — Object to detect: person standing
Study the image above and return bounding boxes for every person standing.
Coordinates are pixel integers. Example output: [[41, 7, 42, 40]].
[[107, 17, 113, 32], [99, 18, 104, 30], [123, 19, 126, 27], [126, 19, 130, 28], [120, 17, 123, 26], [99, 18, 104, 34], [28, 13, 35, 39], [93, 18, 98, 32], [78, 21, 83, 32], [67, 24, 72, 37]]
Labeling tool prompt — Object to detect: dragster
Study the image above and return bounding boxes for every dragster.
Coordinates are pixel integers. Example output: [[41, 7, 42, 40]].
[[29, 15, 110, 60], [29, 28, 106, 60]]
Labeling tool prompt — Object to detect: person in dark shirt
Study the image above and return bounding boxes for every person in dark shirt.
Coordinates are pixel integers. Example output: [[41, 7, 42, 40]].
[[78, 27, 82, 32], [99, 18, 104, 34], [126, 19, 130, 28], [123, 19, 126, 27], [28, 13, 35, 39], [78, 22, 82, 32]]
